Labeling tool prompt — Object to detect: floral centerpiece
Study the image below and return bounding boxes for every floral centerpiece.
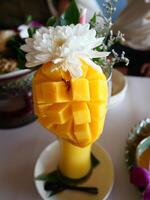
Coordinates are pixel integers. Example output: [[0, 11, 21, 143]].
[[20, 0, 128, 197], [18, 1, 128, 77]]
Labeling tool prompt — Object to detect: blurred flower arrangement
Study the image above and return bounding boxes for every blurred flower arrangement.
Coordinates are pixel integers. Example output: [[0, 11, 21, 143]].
[[125, 118, 150, 200], [4, 0, 128, 79], [89, 0, 129, 77]]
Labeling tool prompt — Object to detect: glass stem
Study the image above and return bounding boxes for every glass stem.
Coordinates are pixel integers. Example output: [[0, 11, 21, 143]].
[[59, 139, 92, 179]]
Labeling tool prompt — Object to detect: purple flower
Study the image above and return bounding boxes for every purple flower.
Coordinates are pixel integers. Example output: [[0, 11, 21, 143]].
[[130, 167, 150, 188], [130, 167, 150, 200], [29, 21, 43, 28], [144, 183, 150, 200]]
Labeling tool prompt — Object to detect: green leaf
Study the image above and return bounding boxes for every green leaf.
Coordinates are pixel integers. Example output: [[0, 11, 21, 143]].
[[25, 15, 33, 24], [36, 170, 58, 182], [28, 27, 36, 38], [6, 36, 26, 69], [49, 0, 80, 26], [36, 154, 100, 185], [17, 49, 26, 69], [91, 153, 100, 168], [90, 13, 97, 24], [46, 16, 58, 26], [35, 153, 100, 197], [44, 179, 98, 196], [61, 0, 80, 25]]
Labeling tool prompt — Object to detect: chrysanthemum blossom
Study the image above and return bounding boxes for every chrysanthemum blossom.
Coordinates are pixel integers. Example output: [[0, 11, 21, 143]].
[[21, 24, 110, 77]]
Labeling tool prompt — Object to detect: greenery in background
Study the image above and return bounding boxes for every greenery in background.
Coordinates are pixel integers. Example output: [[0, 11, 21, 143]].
[[89, 0, 129, 78], [103, 0, 119, 22], [7, 36, 26, 69], [47, 0, 80, 26]]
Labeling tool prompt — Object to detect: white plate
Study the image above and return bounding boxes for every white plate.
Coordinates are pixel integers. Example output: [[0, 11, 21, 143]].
[[109, 69, 128, 108], [34, 141, 114, 200]]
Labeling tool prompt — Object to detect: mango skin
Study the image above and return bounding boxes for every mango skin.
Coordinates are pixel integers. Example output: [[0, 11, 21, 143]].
[[33, 60, 108, 147]]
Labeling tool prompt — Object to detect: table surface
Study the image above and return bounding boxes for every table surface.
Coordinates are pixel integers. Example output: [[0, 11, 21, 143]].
[[0, 76, 150, 200]]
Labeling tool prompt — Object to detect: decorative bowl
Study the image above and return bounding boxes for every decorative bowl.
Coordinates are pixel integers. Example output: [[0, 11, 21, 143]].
[[0, 69, 36, 128]]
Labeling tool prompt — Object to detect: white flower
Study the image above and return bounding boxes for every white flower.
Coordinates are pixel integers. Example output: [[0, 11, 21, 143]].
[[21, 24, 110, 77], [18, 25, 29, 39]]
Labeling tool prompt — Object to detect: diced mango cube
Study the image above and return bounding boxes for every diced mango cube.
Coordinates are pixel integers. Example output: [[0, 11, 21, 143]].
[[89, 80, 108, 101], [71, 78, 90, 101], [35, 81, 71, 104], [34, 103, 52, 116], [86, 66, 106, 80], [90, 117, 105, 141], [43, 82, 71, 103], [41, 62, 72, 82], [33, 83, 45, 104], [38, 117, 54, 130], [74, 124, 91, 146], [72, 103, 91, 124], [61, 71, 71, 81], [33, 68, 49, 84], [88, 102, 107, 121], [41, 62, 62, 81], [45, 103, 70, 124], [53, 120, 75, 141]]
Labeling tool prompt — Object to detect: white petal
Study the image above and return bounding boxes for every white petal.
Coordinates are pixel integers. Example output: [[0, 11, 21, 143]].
[[89, 50, 110, 58], [67, 56, 82, 77], [35, 53, 50, 61], [90, 37, 105, 48], [68, 63, 83, 78], [53, 58, 64, 64], [21, 44, 34, 52]]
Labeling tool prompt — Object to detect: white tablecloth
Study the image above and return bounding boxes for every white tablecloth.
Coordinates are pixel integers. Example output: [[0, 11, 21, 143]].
[[0, 76, 150, 200]]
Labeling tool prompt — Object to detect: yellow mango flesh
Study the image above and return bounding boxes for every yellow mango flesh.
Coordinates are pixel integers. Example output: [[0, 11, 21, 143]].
[[46, 103, 71, 124], [72, 102, 91, 125], [74, 123, 92, 147], [88, 102, 107, 121], [89, 80, 108, 101], [34, 82, 72, 104], [33, 60, 108, 147], [72, 78, 90, 101]]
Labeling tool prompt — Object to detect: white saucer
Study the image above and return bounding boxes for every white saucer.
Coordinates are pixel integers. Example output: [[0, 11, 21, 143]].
[[109, 69, 128, 108], [34, 141, 114, 200]]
